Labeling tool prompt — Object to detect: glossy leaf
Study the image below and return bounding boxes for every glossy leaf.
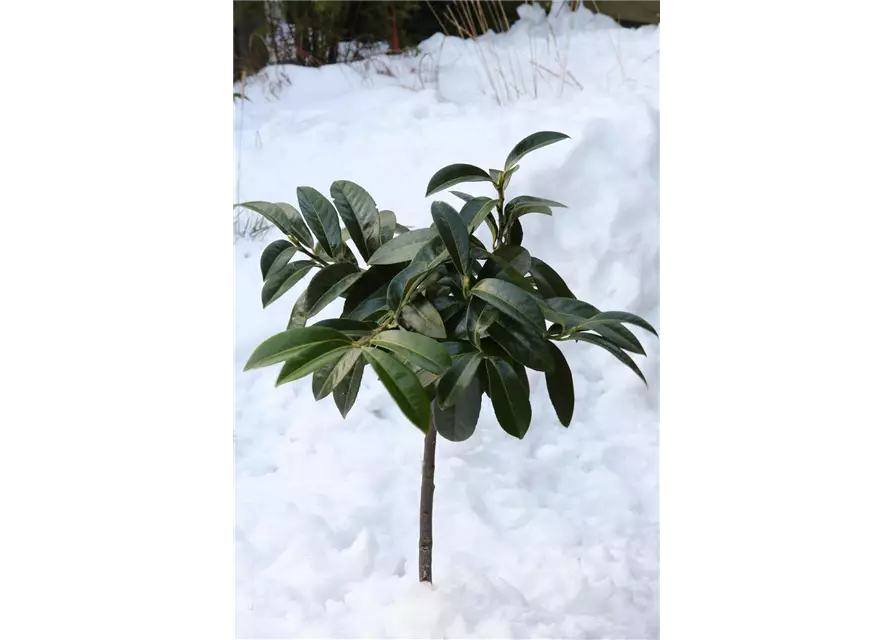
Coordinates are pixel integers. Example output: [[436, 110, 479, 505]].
[[368, 227, 439, 265], [371, 330, 451, 373], [276, 344, 352, 386], [298, 263, 362, 319], [316, 348, 364, 397], [546, 302, 647, 353], [488, 169, 502, 184], [530, 257, 575, 299], [459, 197, 499, 233], [470, 278, 545, 332], [346, 295, 388, 321], [401, 297, 447, 339], [333, 357, 365, 418], [244, 326, 351, 370], [343, 265, 402, 313], [363, 347, 431, 432], [310, 318, 376, 338], [503, 165, 520, 189], [386, 237, 447, 310], [235, 201, 313, 247], [484, 215, 499, 246], [379, 210, 397, 244], [260, 239, 294, 280], [436, 352, 484, 409], [485, 358, 532, 439], [330, 180, 381, 261], [433, 372, 483, 442], [287, 290, 309, 329], [505, 196, 567, 217], [296, 187, 342, 257], [545, 343, 574, 426], [481, 245, 531, 280], [567, 333, 648, 386], [465, 298, 498, 347], [507, 219, 523, 245], [265, 245, 300, 281], [450, 190, 474, 202], [276, 203, 315, 248], [260, 261, 316, 308], [486, 315, 554, 372], [504, 131, 570, 171], [578, 311, 659, 337], [426, 163, 492, 197], [312, 361, 337, 400], [431, 201, 470, 274]]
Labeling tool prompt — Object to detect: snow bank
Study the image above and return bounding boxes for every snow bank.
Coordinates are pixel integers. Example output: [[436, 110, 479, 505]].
[[235, 4, 659, 637]]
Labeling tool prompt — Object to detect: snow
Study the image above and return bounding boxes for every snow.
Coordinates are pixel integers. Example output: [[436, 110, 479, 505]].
[[234, 4, 659, 638]]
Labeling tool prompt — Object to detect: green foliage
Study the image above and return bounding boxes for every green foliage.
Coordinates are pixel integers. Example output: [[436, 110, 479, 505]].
[[242, 131, 657, 438]]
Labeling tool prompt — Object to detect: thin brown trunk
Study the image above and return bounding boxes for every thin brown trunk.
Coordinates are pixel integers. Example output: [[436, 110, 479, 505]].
[[418, 421, 436, 583]]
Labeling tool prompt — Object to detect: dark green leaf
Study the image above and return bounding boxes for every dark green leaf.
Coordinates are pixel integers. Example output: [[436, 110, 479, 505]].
[[330, 180, 381, 261], [288, 290, 309, 329], [431, 201, 470, 274], [362, 347, 431, 432], [312, 361, 337, 400], [480, 245, 531, 280], [261, 261, 316, 308], [545, 343, 574, 426], [368, 227, 439, 265], [426, 163, 492, 197], [436, 352, 484, 409], [484, 215, 499, 246], [504, 131, 570, 171], [371, 330, 451, 373], [433, 372, 483, 442], [395, 223, 412, 234], [235, 202, 313, 247], [465, 298, 498, 347], [277, 202, 315, 248], [459, 197, 499, 233], [343, 265, 403, 313], [486, 315, 555, 372], [310, 318, 376, 338], [346, 295, 388, 321], [260, 240, 295, 280], [450, 190, 474, 202], [244, 326, 352, 370], [546, 301, 647, 353], [503, 165, 520, 189], [485, 358, 532, 439], [507, 219, 523, 245], [567, 333, 648, 386], [387, 237, 447, 310], [400, 297, 447, 339], [316, 348, 364, 397], [530, 257, 575, 299], [443, 341, 475, 356], [515, 205, 553, 217], [297, 263, 362, 319], [578, 311, 659, 337], [488, 169, 502, 184], [470, 278, 545, 332], [276, 344, 352, 386], [379, 210, 397, 244], [266, 245, 300, 280], [296, 187, 342, 257], [333, 357, 365, 418], [505, 196, 567, 218]]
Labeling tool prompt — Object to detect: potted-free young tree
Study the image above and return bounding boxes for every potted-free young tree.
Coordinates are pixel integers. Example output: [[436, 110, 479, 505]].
[[238, 132, 657, 583]]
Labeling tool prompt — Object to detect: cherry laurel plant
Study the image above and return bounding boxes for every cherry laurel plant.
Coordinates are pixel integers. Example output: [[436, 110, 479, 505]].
[[239, 131, 657, 584]]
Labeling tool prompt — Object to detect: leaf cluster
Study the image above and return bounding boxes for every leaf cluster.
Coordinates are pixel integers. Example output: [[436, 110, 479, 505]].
[[240, 132, 657, 441]]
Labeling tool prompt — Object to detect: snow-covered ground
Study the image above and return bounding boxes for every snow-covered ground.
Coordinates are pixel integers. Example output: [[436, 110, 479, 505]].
[[234, 4, 659, 637]]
